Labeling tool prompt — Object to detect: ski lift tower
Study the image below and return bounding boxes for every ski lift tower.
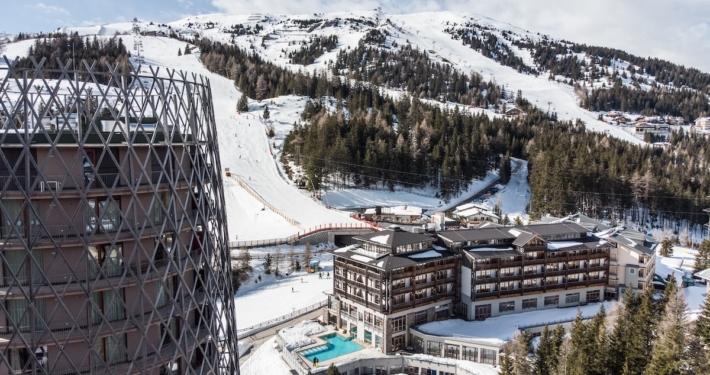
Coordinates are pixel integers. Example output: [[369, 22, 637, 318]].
[[132, 17, 145, 65]]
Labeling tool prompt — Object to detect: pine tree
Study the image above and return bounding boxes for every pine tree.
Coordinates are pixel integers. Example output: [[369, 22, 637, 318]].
[[686, 326, 710, 374], [288, 243, 296, 269], [237, 94, 249, 112], [184, 43, 191, 55], [263, 105, 270, 119], [325, 363, 341, 375], [510, 332, 534, 375], [659, 273, 678, 314], [264, 253, 272, 275], [178, 49, 182, 56], [625, 286, 656, 374], [608, 285, 640, 373], [660, 237, 673, 257], [697, 292, 710, 347], [514, 216, 524, 226], [534, 325, 555, 375], [645, 289, 688, 375], [500, 346, 515, 375], [566, 312, 588, 375], [588, 305, 610, 375], [695, 239, 710, 274], [239, 247, 252, 271]]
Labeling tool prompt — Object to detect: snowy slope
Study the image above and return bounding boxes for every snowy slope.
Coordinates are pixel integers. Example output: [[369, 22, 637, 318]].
[[113, 35, 359, 236]]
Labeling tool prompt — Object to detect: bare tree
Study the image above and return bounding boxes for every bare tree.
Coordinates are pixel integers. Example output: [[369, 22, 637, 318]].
[[304, 242, 312, 272], [274, 245, 281, 276], [288, 242, 296, 269]]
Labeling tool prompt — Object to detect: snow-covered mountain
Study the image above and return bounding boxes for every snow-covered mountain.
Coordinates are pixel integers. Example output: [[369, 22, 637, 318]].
[[41, 9, 708, 144]]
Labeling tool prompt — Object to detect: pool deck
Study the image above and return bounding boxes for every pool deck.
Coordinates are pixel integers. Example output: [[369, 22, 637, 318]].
[[297, 327, 388, 370]]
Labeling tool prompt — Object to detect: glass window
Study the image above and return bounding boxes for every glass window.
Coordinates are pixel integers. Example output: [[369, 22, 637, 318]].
[[3, 249, 43, 286], [565, 293, 580, 304], [88, 244, 123, 279], [587, 291, 601, 303], [544, 296, 559, 306], [427, 341, 442, 356], [474, 304, 491, 320], [414, 310, 428, 325], [444, 344, 459, 359], [156, 277, 174, 308], [462, 346, 478, 362], [93, 333, 126, 365], [499, 301, 515, 313], [481, 348, 497, 365], [390, 316, 406, 332], [522, 298, 537, 309]]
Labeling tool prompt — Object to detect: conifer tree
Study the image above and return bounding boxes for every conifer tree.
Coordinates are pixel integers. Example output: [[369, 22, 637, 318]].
[[178, 49, 182, 56], [510, 332, 534, 375], [686, 325, 710, 374], [263, 105, 270, 119], [535, 325, 558, 375], [237, 94, 249, 112], [660, 237, 673, 257], [264, 253, 272, 275], [697, 292, 710, 347], [625, 286, 656, 374], [274, 245, 281, 276], [645, 289, 688, 375], [588, 305, 610, 375], [325, 363, 341, 375], [184, 43, 191, 55], [500, 346, 515, 375], [566, 312, 588, 375], [659, 273, 678, 315], [608, 285, 640, 373], [239, 247, 252, 271], [695, 239, 710, 274]]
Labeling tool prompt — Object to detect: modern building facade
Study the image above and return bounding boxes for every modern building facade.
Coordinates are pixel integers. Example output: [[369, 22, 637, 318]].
[[327, 229, 458, 353], [0, 60, 238, 374], [437, 223, 612, 320]]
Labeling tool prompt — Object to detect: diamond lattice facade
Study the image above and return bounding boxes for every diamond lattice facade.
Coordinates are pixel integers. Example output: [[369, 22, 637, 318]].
[[0, 58, 238, 374]]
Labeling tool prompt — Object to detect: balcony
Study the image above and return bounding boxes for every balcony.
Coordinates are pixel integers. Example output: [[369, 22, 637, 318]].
[[499, 273, 523, 281], [545, 269, 568, 277], [1, 251, 202, 298], [0, 211, 200, 248], [588, 252, 609, 260], [54, 321, 210, 375], [0, 171, 195, 198], [0, 290, 206, 348], [474, 262, 500, 271], [523, 258, 546, 265], [499, 261, 523, 268]]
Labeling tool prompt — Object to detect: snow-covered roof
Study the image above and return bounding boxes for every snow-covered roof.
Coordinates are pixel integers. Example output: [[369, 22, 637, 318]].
[[455, 207, 499, 219], [278, 320, 327, 351], [408, 250, 443, 259], [695, 268, 710, 280]]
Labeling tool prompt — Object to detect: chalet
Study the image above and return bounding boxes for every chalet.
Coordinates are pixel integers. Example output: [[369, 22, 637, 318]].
[[437, 223, 611, 319], [504, 107, 524, 117], [327, 229, 458, 353], [363, 205, 424, 224], [612, 115, 629, 124], [452, 203, 500, 225], [695, 117, 710, 131]]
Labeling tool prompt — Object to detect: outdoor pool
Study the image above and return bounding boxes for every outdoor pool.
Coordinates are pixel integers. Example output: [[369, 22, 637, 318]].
[[300, 333, 364, 363]]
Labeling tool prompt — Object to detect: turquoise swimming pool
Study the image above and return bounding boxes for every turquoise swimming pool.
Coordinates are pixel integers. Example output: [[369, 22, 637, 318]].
[[300, 333, 364, 363]]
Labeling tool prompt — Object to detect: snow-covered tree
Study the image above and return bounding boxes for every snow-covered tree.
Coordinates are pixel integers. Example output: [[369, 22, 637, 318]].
[[237, 94, 249, 113], [695, 239, 710, 274], [659, 237, 673, 257]]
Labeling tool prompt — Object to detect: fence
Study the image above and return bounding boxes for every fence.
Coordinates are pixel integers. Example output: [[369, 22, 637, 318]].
[[227, 174, 299, 226], [229, 223, 376, 249], [237, 299, 328, 337]]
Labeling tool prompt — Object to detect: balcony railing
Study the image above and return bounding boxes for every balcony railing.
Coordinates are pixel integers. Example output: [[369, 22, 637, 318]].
[[0, 211, 198, 242], [0, 170, 193, 193]]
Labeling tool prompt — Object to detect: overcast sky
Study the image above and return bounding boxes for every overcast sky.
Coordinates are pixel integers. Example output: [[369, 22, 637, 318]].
[[2, 0, 709, 72]]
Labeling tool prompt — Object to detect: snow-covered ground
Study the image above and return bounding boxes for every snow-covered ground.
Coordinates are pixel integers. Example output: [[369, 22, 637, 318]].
[[239, 337, 292, 375], [655, 245, 706, 319], [324, 171, 499, 211], [234, 245, 334, 328], [475, 159, 531, 223], [418, 301, 616, 346]]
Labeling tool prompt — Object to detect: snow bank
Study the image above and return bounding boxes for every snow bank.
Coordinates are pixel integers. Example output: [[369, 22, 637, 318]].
[[278, 320, 327, 351], [410, 354, 500, 375], [239, 338, 292, 375], [238, 341, 253, 358]]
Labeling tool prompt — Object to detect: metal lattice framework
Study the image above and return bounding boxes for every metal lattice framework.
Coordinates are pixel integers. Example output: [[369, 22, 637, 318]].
[[0, 57, 238, 375]]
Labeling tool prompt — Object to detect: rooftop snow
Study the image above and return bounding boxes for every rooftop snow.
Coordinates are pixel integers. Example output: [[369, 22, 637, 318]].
[[370, 235, 390, 245], [351, 254, 374, 263], [279, 320, 327, 351], [546, 241, 583, 250], [408, 250, 443, 259]]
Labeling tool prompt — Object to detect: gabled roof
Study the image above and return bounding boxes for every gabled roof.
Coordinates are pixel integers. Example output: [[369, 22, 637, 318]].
[[512, 231, 537, 247], [333, 246, 457, 271], [696, 268, 710, 280]]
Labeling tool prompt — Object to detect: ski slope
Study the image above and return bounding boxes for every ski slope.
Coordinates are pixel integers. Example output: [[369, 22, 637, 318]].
[[116, 35, 359, 239]]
